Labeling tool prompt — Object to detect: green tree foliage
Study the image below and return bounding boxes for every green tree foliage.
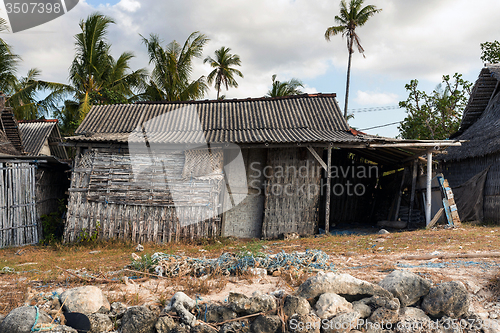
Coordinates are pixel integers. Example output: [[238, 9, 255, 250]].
[[0, 19, 68, 120], [140, 31, 209, 101], [65, 12, 147, 130], [266, 74, 304, 97], [325, 0, 381, 119], [480, 40, 500, 64], [398, 73, 472, 140], [204, 46, 243, 99], [0, 18, 19, 94]]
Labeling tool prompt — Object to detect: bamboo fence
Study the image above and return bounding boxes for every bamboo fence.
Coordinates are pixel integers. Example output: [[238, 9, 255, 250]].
[[0, 162, 38, 248]]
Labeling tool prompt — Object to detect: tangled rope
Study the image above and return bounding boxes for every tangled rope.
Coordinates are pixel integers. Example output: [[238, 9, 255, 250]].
[[136, 250, 335, 277], [30, 306, 56, 332]]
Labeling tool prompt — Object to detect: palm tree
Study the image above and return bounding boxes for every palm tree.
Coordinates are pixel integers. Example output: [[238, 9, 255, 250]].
[[325, 0, 381, 119], [266, 74, 304, 97], [0, 19, 68, 120], [140, 31, 209, 101], [68, 13, 148, 121], [7, 68, 69, 120], [204, 47, 243, 99], [0, 17, 20, 95]]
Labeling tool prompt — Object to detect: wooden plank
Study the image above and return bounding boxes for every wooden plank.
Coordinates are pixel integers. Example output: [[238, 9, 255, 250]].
[[426, 208, 444, 229]]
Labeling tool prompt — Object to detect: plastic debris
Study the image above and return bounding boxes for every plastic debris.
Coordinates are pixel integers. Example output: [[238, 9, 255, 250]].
[[397, 260, 500, 271], [0, 266, 15, 273], [136, 249, 335, 277]]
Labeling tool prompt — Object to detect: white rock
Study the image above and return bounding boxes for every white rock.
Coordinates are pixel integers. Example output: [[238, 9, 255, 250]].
[[165, 292, 197, 326], [60, 286, 110, 314], [315, 293, 352, 319], [297, 272, 392, 300]]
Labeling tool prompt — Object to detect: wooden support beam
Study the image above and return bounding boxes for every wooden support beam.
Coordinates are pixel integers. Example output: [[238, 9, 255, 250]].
[[307, 146, 328, 171], [394, 168, 406, 221], [425, 151, 432, 226], [369, 142, 461, 148], [325, 147, 332, 234], [408, 159, 418, 227]]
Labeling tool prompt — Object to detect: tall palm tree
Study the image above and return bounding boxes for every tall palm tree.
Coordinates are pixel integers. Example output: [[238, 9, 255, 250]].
[[325, 0, 381, 119], [140, 31, 209, 101], [68, 13, 147, 121], [204, 47, 243, 99], [266, 74, 304, 97]]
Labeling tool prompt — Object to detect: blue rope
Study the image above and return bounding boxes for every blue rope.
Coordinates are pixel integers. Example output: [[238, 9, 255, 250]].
[[149, 249, 335, 276], [30, 306, 39, 333]]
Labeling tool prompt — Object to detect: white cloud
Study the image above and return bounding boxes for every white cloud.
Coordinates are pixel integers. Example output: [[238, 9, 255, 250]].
[[355, 91, 399, 106], [116, 0, 141, 13], [1, 0, 498, 106]]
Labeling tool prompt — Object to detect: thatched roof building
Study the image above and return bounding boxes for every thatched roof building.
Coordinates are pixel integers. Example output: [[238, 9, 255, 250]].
[[0, 130, 20, 156], [445, 65, 500, 161], [442, 65, 500, 222]]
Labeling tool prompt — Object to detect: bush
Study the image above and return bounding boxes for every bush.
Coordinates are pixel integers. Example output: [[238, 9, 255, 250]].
[[40, 198, 66, 245]]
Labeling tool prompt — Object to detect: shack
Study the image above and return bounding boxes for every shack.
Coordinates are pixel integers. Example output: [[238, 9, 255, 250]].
[[0, 108, 69, 248], [18, 119, 69, 160], [64, 94, 461, 243], [442, 65, 500, 223]]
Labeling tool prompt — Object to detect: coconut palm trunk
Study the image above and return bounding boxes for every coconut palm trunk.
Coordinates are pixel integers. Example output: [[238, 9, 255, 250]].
[[344, 36, 354, 119], [324, 0, 381, 121]]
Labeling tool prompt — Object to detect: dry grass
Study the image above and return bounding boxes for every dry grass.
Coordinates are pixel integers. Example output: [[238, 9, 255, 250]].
[[487, 270, 500, 302], [0, 223, 499, 314]]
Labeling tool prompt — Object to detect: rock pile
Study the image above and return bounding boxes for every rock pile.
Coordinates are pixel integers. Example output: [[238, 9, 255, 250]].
[[0, 270, 498, 333]]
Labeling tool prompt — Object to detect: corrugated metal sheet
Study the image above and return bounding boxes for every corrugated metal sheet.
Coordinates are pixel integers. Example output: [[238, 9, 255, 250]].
[[70, 94, 359, 144], [18, 120, 68, 159]]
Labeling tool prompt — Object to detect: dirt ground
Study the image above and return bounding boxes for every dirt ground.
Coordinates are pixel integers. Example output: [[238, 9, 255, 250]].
[[1, 224, 499, 319]]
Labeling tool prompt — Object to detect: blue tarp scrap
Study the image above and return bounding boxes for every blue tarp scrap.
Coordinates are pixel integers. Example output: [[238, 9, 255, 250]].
[[397, 260, 500, 270]]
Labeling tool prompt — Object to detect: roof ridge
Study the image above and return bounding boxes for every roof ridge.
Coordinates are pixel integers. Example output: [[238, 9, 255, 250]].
[[134, 93, 337, 105], [18, 119, 58, 123]]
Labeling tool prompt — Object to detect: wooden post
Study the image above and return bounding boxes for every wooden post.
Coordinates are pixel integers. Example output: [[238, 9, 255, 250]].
[[394, 168, 406, 221], [426, 152, 433, 226], [325, 147, 332, 234], [408, 159, 418, 227]]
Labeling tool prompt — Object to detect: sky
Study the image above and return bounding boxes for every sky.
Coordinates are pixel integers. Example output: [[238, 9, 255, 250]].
[[0, 0, 495, 137]]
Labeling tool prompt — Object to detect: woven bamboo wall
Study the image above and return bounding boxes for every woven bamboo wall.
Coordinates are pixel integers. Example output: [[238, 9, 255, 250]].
[[262, 148, 321, 238], [442, 154, 500, 223], [0, 162, 38, 248], [64, 150, 223, 243]]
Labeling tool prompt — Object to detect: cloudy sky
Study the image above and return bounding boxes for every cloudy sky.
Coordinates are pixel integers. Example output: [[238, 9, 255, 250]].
[[0, 0, 495, 137]]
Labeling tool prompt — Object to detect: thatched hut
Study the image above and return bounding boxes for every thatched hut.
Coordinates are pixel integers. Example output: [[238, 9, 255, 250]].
[[442, 65, 500, 222]]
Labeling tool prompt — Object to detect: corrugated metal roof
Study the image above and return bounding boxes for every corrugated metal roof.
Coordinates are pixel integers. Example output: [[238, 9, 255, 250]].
[[70, 94, 360, 144], [18, 120, 68, 159]]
